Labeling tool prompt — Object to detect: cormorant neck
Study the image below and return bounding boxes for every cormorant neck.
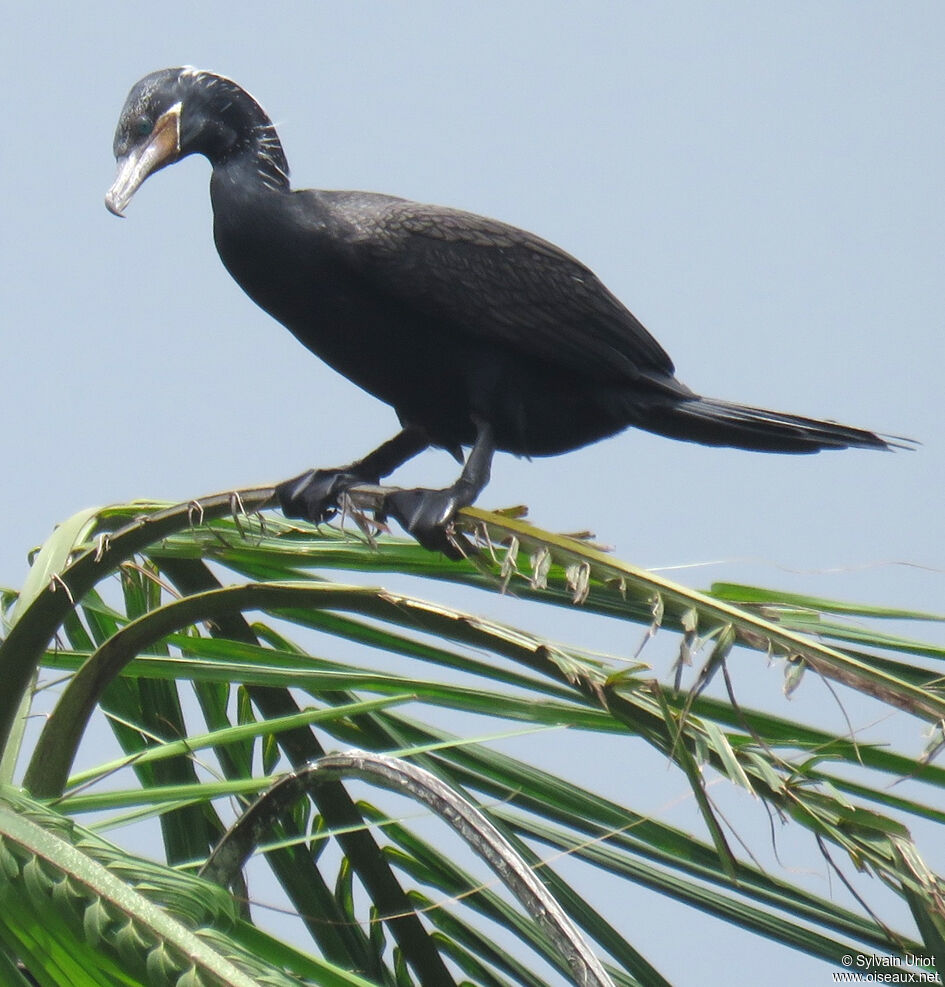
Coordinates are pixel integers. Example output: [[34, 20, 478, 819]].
[[239, 121, 291, 193], [184, 69, 291, 193]]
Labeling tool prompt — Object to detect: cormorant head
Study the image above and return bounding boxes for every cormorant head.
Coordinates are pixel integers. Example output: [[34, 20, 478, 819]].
[[106, 67, 284, 216]]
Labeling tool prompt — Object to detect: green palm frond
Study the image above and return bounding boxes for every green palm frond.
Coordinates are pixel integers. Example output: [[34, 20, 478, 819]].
[[1, 490, 942, 985]]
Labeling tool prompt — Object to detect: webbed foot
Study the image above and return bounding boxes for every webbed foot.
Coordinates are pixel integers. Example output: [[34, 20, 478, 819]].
[[277, 422, 493, 559], [380, 487, 472, 559], [276, 468, 373, 523], [276, 429, 432, 525]]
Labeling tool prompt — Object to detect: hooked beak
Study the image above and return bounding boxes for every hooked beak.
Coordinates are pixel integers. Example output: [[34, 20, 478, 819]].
[[105, 103, 182, 216]]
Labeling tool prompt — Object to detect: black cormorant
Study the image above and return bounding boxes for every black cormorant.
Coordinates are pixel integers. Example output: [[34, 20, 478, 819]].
[[106, 68, 901, 555]]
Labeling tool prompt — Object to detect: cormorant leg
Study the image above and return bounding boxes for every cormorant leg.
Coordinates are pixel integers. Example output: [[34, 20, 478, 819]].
[[381, 420, 495, 557], [277, 428, 430, 523]]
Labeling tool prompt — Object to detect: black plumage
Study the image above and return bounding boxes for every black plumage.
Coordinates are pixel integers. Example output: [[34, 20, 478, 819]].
[[107, 68, 900, 554]]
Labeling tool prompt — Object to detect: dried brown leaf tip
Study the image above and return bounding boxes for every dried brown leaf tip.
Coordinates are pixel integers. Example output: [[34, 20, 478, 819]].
[[492, 504, 530, 519], [529, 546, 551, 590], [919, 721, 945, 766], [187, 499, 205, 528], [94, 532, 112, 563], [560, 529, 597, 542], [500, 536, 519, 592], [604, 575, 627, 599], [784, 655, 807, 697], [636, 594, 665, 658], [673, 607, 700, 691], [565, 561, 591, 604]]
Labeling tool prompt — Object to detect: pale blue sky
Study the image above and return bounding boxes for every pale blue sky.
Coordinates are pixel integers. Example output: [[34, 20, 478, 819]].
[[2, 4, 943, 984]]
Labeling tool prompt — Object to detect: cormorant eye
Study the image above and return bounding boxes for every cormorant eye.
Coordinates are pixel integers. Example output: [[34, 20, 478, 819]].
[[133, 116, 152, 139]]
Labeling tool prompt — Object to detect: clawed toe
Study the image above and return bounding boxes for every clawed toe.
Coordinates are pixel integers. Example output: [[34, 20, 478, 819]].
[[276, 423, 492, 558], [276, 468, 367, 523], [381, 487, 471, 558], [277, 474, 473, 557]]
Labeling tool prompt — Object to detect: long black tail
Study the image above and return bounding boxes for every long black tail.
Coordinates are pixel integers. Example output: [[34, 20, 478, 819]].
[[641, 395, 909, 453]]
